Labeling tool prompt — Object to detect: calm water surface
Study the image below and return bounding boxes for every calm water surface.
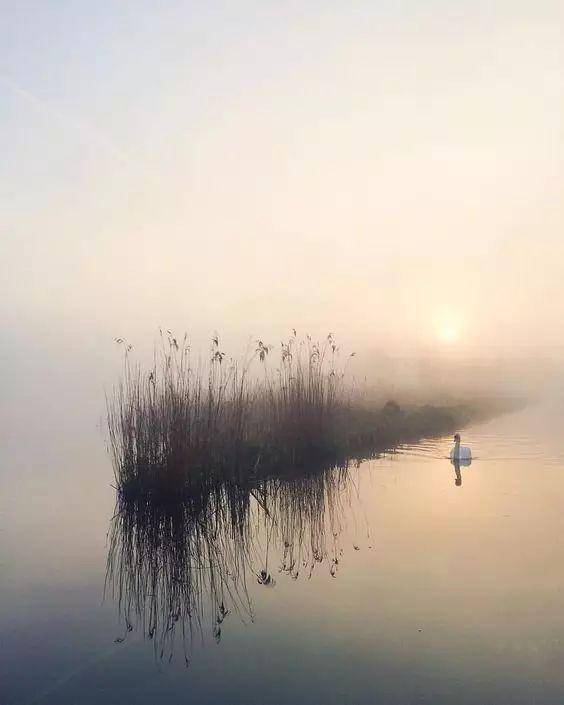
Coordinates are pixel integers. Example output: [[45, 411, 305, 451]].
[[4, 401, 564, 705]]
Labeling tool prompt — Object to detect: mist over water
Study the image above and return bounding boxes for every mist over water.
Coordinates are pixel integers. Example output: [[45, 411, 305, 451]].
[[5, 392, 564, 704], [3, 1, 564, 703]]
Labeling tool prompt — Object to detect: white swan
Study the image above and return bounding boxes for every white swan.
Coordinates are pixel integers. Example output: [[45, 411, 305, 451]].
[[450, 433, 472, 464]]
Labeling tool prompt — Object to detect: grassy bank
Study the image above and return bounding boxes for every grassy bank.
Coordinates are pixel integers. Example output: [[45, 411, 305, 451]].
[[106, 332, 511, 500]]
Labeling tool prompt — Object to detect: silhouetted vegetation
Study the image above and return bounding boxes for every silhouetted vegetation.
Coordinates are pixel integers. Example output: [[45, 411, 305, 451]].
[[104, 332, 520, 662], [106, 331, 499, 500]]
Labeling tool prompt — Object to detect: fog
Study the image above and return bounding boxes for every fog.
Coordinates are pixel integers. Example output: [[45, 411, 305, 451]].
[[2, 1, 564, 417]]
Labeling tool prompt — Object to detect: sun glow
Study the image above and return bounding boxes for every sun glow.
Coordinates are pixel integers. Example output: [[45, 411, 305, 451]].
[[439, 326, 459, 344]]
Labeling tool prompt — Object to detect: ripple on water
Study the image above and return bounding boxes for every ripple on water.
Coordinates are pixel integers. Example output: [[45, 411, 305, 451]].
[[394, 409, 564, 466]]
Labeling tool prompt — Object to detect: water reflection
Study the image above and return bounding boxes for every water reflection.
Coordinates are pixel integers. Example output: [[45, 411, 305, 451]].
[[451, 456, 472, 486], [105, 465, 355, 663], [105, 487, 253, 665]]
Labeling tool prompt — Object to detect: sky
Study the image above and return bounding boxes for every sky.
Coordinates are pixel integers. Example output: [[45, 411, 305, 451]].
[[2, 0, 564, 368]]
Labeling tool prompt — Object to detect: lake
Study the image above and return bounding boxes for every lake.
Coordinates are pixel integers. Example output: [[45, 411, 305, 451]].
[[4, 399, 564, 705]]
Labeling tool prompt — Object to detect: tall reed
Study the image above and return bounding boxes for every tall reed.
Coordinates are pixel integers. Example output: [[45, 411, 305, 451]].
[[107, 332, 352, 499]]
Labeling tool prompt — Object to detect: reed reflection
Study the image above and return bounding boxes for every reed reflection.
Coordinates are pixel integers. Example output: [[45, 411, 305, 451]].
[[105, 465, 355, 663]]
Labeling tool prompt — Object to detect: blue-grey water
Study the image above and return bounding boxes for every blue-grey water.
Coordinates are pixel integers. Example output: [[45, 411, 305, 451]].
[[4, 399, 564, 705]]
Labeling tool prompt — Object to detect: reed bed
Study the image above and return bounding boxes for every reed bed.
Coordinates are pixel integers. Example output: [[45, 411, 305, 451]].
[[106, 331, 488, 500], [107, 332, 352, 499]]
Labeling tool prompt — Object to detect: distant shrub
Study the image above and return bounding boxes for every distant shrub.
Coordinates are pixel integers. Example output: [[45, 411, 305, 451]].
[[382, 400, 402, 416]]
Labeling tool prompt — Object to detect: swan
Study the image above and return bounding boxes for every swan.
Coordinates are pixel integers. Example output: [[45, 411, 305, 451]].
[[450, 433, 472, 462]]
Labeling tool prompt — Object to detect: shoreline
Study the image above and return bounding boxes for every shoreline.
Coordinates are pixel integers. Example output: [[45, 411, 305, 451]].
[[114, 398, 522, 502]]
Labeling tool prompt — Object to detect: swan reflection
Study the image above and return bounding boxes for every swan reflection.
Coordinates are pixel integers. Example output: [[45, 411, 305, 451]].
[[451, 456, 472, 486]]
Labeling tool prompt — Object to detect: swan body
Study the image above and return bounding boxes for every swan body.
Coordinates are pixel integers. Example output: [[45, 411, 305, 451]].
[[450, 444, 472, 461]]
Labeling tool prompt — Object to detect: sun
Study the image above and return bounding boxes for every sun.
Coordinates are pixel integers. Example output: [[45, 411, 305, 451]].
[[439, 325, 459, 344]]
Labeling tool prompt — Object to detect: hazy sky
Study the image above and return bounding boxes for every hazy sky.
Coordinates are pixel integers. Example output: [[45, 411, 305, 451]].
[[2, 0, 564, 358]]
